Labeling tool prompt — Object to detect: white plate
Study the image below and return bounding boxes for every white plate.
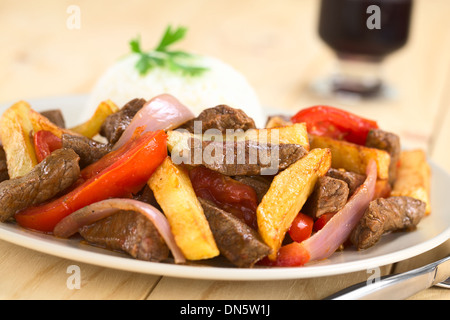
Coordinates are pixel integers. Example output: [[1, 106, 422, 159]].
[[0, 95, 449, 281]]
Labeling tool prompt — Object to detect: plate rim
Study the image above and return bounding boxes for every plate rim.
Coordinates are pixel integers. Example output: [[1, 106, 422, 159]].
[[0, 205, 448, 281], [0, 94, 449, 281]]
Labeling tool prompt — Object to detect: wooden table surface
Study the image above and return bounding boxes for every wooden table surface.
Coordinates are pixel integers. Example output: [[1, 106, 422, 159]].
[[0, 0, 449, 300]]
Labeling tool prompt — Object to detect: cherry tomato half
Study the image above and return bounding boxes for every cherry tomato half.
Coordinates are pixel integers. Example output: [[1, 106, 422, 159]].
[[288, 213, 314, 243], [313, 212, 336, 232]]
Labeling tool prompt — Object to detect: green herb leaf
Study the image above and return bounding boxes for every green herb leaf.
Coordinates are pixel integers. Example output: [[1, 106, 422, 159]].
[[135, 54, 153, 75], [129, 25, 208, 77], [129, 36, 142, 54], [173, 61, 209, 77], [155, 25, 187, 52]]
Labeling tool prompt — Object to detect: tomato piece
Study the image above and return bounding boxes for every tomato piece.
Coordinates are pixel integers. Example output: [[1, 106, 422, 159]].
[[291, 105, 378, 145], [258, 242, 310, 267], [34, 130, 62, 163], [15, 130, 167, 233], [313, 212, 335, 232], [288, 213, 314, 243], [189, 166, 258, 229]]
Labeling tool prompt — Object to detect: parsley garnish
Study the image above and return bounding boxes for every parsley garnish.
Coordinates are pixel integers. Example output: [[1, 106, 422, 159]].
[[130, 26, 208, 77]]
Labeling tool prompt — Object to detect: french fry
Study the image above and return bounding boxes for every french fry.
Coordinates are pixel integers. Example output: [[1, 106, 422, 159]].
[[0, 103, 37, 178], [257, 148, 332, 260], [373, 179, 391, 199], [166, 123, 310, 155], [265, 115, 293, 129], [70, 100, 119, 138], [148, 157, 219, 260], [391, 149, 431, 214], [0, 101, 77, 178], [167, 130, 190, 154], [242, 123, 310, 150], [310, 134, 391, 180]]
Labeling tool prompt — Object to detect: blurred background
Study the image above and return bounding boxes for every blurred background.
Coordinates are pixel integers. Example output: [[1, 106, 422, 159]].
[[1, 0, 450, 169]]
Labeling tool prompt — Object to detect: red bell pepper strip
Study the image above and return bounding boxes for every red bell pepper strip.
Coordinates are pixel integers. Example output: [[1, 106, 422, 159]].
[[15, 130, 167, 233], [80, 127, 145, 181], [33, 130, 63, 163], [291, 105, 378, 145]]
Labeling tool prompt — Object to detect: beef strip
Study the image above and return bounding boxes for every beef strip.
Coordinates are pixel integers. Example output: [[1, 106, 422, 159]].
[[350, 196, 426, 250], [181, 138, 307, 176], [0, 148, 80, 222], [233, 176, 271, 203], [326, 168, 366, 195], [179, 105, 256, 133], [99, 98, 146, 144], [365, 129, 401, 185], [40, 109, 66, 128], [302, 176, 349, 219], [0, 146, 9, 183], [133, 184, 161, 211], [78, 210, 169, 262], [62, 134, 111, 168], [199, 198, 271, 267]]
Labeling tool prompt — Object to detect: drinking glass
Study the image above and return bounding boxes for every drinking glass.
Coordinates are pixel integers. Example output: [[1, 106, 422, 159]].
[[312, 0, 413, 100]]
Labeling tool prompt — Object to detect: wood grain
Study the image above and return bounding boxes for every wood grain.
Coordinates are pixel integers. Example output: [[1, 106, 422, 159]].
[[0, 240, 160, 299], [147, 266, 393, 300]]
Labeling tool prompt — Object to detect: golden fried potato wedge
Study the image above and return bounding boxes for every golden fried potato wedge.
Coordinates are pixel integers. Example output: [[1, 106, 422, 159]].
[[265, 115, 293, 129], [373, 179, 392, 199], [70, 100, 119, 138], [310, 135, 390, 180], [242, 123, 309, 151], [0, 101, 77, 178], [0, 103, 37, 178], [167, 123, 310, 155], [391, 149, 431, 214], [167, 130, 190, 154], [148, 157, 219, 260], [257, 148, 332, 260]]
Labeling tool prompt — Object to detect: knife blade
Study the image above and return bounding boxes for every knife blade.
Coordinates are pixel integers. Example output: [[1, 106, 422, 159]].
[[325, 255, 450, 300]]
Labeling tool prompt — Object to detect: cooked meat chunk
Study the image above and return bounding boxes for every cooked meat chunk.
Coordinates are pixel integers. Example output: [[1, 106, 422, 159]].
[[179, 105, 256, 133], [40, 109, 66, 128], [0, 148, 80, 222], [233, 176, 271, 203], [303, 176, 349, 218], [326, 168, 366, 195], [0, 146, 9, 183], [199, 198, 271, 267], [99, 98, 146, 144], [133, 184, 161, 210], [350, 196, 426, 250], [365, 129, 400, 185], [62, 134, 110, 168], [183, 138, 307, 176], [78, 210, 169, 262]]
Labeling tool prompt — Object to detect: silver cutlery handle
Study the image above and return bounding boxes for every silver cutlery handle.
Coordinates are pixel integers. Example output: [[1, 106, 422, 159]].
[[326, 257, 450, 300]]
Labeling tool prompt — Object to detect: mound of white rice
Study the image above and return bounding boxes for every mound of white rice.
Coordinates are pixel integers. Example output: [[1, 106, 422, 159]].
[[86, 54, 265, 127]]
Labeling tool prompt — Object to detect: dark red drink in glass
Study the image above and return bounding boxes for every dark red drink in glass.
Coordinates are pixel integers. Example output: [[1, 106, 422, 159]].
[[316, 0, 413, 97]]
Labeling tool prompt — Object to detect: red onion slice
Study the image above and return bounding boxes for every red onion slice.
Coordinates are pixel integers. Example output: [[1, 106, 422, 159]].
[[53, 198, 186, 264], [113, 94, 195, 150], [302, 159, 377, 262]]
